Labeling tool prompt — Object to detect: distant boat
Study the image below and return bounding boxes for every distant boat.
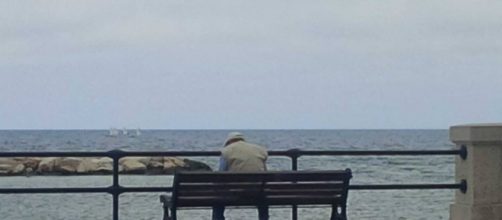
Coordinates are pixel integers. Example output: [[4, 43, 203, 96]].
[[127, 128, 141, 137], [107, 127, 140, 137], [108, 128, 119, 137]]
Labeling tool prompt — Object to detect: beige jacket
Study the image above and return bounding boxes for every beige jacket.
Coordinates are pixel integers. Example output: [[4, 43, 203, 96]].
[[221, 141, 268, 172]]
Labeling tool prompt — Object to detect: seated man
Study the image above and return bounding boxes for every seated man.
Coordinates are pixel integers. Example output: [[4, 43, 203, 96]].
[[213, 132, 269, 220]]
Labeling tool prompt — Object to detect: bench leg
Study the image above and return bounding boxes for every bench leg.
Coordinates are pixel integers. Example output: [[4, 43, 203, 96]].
[[257, 205, 269, 220], [212, 206, 225, 220], [330, 208, 337, 220], [162, 206, 171, 220], [171, 208, 177, 220], [330, 205, 346, 220]]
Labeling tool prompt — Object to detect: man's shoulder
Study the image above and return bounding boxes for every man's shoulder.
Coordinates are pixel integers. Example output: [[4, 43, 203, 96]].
[[249, 142, 267, 150], [237, 141, 266, 149], [242, 142, 268, 155]]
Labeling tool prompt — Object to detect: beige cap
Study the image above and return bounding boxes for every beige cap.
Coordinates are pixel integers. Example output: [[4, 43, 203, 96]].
[[224, 132, 245, 146]]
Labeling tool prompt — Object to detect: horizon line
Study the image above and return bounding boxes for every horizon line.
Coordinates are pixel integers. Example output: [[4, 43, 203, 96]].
[[0, 128, 448, 131]]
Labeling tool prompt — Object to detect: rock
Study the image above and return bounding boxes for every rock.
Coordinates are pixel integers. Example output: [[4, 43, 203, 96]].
[[0, 160, 26, 175], [97, 157, 113, 164], [147, 160, 164, 174], [137, 157, 152, 165], [37, 157, 60, 173], [11, 157, 26, 161], [0, 164, 12, 169], [12, 164, 25, 174], [23, 157, 41, 170], [77, 158, 99, 174], [122, 159, 147, 173], [0, 164, 12, 175], [183, 159, 212, 171], [25, 167, 34, 176], [0, 158, 21, 175], [56, 157, 82, 174], [95, 165, 113, 174], [161, 157, 188, 173], [163, 157, 186, 167], [149, 161, 164, 169], [0, 156, 212, 176], [150, 157, 163, 163], [163, 160, 178, 173], [95, 157, 113, 174], [120, 157, 151, 166], [0, 158, 18, 167], [161, 157, 212, 173]]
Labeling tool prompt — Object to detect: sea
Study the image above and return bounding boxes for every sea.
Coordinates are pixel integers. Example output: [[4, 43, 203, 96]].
[[0, 130, 456, 220]]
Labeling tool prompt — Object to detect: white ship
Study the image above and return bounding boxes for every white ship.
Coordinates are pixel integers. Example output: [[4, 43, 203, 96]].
[[107, 128, 119, 137], [107, 127, 141, 137]]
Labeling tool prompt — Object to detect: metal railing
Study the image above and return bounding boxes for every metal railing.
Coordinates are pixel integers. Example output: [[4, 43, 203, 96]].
[[0, 146, 467, 220]]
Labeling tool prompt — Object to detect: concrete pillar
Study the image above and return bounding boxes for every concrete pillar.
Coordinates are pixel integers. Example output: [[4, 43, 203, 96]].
[[450, 124, 502, 220]]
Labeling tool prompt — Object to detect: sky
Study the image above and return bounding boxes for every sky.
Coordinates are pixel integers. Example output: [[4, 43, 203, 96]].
[[1, 0, 501, 129]]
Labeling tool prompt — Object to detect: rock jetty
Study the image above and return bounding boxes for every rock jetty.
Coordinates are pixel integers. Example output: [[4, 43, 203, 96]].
[[0, 157, 212, 176]]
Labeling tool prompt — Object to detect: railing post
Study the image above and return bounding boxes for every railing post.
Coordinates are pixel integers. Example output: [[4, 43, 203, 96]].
[[109, 149, 124, 220], [287, 149, 301, 220], [450, 124, 502, 220]]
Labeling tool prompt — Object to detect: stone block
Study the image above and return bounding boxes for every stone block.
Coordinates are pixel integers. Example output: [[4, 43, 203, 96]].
[[451, 204, 502, 220]]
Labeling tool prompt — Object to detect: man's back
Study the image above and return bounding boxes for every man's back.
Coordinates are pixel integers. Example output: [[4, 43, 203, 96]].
[[214, 132, 269, 220], [221, 141, 267, 172]]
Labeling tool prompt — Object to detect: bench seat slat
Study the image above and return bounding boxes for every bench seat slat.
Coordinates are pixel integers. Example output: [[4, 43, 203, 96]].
[[178, 190, 261, 197], [177, 171, 350, 183], [178, 182, 345, 191], [264, 189, 344, 196], [265, 195, 343, 205], [177, 195, 343, 207], [177, 188, 344, 197]]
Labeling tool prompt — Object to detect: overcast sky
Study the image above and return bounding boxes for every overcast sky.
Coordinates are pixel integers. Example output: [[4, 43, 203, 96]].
[[1, 0, 501, 129]]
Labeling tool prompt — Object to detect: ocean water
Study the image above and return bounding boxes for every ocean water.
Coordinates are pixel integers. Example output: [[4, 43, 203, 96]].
[[0, 130, 456, 220]]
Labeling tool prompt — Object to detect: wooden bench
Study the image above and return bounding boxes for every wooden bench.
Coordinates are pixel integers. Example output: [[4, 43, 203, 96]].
[[160, 169, 352, 220]]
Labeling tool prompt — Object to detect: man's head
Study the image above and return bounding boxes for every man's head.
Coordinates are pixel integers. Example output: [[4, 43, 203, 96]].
[[224, 132, 245, 147]]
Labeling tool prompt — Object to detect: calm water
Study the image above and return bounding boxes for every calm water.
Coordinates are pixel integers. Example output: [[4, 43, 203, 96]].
[[0, 130, 456, 220]]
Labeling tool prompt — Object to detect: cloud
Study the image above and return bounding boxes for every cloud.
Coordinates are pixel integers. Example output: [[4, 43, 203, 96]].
[[2, 0, 501, 60], [0, 0, 501, 129]]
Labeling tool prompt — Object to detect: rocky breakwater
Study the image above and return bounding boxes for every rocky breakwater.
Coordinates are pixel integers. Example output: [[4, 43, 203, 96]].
[[0, 157, 212, 176]]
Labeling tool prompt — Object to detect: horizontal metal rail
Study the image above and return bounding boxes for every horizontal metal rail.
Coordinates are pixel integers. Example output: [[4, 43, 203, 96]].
[[0, 147, 467, 158], [0, 182, 468, 194], [0, 187, 172, 194], [0, 146, 467, 220], [350, 180, 467, 191]]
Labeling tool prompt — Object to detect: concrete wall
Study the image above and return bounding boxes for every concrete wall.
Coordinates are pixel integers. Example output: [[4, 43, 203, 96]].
[[450, 124, 502, 220]]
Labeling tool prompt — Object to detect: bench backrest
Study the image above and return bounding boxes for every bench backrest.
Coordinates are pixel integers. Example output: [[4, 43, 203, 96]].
[[171, 169, 352, 209]]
